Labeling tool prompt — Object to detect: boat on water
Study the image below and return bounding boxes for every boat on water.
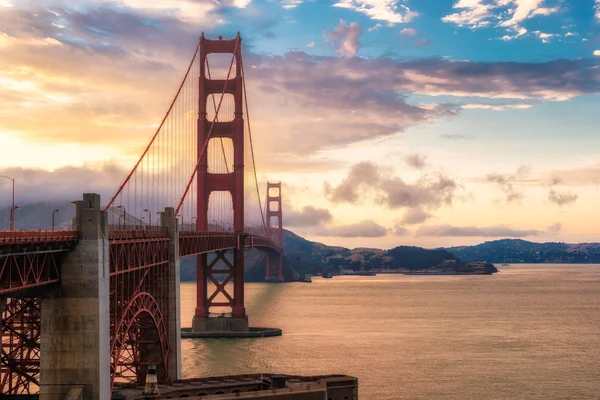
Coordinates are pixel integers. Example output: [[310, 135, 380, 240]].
[[323, 272, 333, 278], [300, 275, 312, 283]]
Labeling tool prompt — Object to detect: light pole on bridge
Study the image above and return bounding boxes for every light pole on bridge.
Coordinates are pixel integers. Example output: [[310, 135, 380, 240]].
[[52, 209, 61, 231], [117, 205, 126, 229], [0, 175, 15, 230], [143, 209, 151, 228]]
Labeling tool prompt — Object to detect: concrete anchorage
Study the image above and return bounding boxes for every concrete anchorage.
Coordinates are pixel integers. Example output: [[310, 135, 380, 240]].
[[39, 193, 110, 400]]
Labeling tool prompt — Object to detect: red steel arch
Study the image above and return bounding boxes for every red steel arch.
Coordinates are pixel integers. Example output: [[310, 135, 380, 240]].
[[110, 291, 168, 390]]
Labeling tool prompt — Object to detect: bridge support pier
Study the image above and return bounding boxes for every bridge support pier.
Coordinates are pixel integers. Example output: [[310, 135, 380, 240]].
[[161, 207, 181, 381], [191, 237, 248, 333], [39, 193, 110, 400]]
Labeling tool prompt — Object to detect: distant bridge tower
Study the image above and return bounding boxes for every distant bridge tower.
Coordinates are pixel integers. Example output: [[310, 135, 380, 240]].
[[265, 182, 283, 282], [193, 33, 248, 332]]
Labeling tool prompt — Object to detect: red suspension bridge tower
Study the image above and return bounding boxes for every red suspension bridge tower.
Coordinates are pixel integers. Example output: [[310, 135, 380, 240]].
[[265, 182, 283, 282], [193, 34, 248, 331]]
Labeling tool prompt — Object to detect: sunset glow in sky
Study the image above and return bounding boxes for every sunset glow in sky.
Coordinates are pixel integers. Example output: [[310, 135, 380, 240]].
[[1, 0, 600, 248]]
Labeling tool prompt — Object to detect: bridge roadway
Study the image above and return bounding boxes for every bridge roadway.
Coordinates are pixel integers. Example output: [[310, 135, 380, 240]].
[[0, 229, 278, 297]]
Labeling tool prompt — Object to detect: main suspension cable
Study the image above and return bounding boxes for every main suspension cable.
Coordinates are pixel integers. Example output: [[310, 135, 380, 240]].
[[240, 57, 268, 236]]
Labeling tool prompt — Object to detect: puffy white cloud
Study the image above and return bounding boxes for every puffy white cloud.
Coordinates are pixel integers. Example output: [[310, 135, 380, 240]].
[[368, 23, 383, 32], [306, 41, 315, 48], [443, 0, 560, 34], [594, 50, 600, 57], [400, 27, 417, 36], [500, 27, 528, 41], [533, 30, 556, 43], [280, 0, 303, 9], [333, 0, 417, 25], [325, 161, 458, 210], [461, 102, 532, 110], [324, 19, 362, 57]]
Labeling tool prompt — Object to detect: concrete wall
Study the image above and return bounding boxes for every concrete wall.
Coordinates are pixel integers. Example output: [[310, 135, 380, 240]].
[[161, 207, 181, 381], [40, 193, 110, 400]]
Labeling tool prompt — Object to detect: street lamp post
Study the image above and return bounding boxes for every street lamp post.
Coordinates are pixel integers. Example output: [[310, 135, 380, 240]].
[[117, 205, 126, 229], [156, 211, 160, 227], [0, 175, 15, 230], [52, 209, 61, 231], [143, 209, 151, 228]]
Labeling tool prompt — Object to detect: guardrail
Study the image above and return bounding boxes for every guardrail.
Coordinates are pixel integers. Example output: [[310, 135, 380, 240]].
[[0, 230, 79, 244]]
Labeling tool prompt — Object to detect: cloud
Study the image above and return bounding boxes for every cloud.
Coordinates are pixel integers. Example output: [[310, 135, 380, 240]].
[[416, 224, 546, 238], [462, 102, 532, 111], [333, 0, 417, 25], [443, 0, 560, 34], [2, 3, 600, 170], [281, 0, 303, 9], [485, 165, 531, 204], [317, 219, 388, 237], [401, 207, 432, 225], [596, 0, 600, 20], [405, 153, 427, 169], [325, 161, 458, 210], [594, 50, 600, 57], [392, 223, 409, 236], [547, 222, 562, 233], [285, 205, 333, 227], [324, 19, 362, 57], [400, 28, 417, 36], [500, 27, 527, 41], [549, 176, 563, 186], [548, 189, 578, 206], [440, 134, 474, 140], [533, 30, 556, 43], [306, 41, 315, 48], [368, 23, 383, 32], [0, 163, 127, 207], [540, 164, 600, 187]]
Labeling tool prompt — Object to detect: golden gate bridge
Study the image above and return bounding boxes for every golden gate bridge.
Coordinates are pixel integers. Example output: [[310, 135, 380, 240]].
[[0, 33, 285, 398]]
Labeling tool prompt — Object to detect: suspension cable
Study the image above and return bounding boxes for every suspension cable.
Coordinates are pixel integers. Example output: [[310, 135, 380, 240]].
[[104, 42, 201, 212], [240, 57, 268, 236]]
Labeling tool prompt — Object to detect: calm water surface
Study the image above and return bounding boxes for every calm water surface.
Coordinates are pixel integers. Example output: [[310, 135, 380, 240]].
[[180, 265, 600, 399]]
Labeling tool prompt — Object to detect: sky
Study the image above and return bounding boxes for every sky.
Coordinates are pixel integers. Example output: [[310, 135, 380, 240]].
[[1, 0, 600, 249]]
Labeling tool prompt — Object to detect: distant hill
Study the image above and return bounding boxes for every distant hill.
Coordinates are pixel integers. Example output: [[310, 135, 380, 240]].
[[281, 229, 497, 276], [445, 239, 600, 263]]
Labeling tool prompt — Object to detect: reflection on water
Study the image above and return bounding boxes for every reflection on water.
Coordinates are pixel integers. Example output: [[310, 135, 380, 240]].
[[181, 265, 600, 399]]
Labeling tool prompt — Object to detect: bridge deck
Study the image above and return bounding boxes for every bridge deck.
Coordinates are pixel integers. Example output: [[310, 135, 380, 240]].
[[0, 230, 279, 297]]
